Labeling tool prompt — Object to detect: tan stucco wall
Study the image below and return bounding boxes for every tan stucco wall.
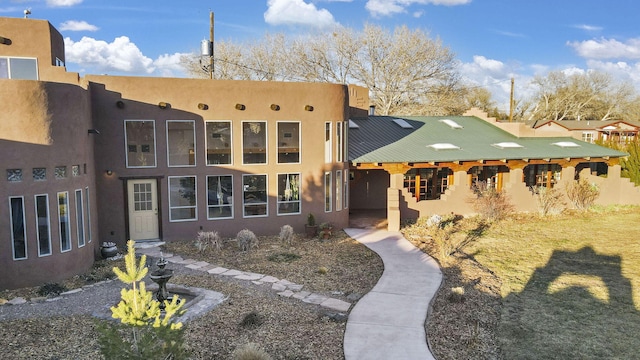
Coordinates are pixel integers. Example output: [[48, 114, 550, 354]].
[[0, 81, 96, 289], [89, 76, 351, 242]]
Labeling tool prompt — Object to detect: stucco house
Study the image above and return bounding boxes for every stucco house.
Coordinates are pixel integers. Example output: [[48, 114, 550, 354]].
[[1, 17, 639, 289], [527, 119, 640, 144]]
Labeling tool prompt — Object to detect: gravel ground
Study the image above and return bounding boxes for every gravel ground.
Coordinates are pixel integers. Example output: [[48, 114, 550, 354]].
[[0, 232, 384, 359]]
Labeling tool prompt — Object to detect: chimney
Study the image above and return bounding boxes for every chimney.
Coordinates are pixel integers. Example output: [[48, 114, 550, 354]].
[[369, 105, 375, 116]]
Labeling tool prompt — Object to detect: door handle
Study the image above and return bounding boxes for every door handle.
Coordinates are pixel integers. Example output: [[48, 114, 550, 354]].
[[154, 208, 158, 215]]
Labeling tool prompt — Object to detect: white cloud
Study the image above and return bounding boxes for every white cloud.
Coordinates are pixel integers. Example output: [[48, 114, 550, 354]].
[[153, 53, 188, 77], [59, 20, 98, 32], [47, 0, 83, 7], [573, 24, 603, 32], [365, 0, 470, 17], [264, 0, 339, 29], [64, 36, 155, 74], [568, 37, 640, 60]]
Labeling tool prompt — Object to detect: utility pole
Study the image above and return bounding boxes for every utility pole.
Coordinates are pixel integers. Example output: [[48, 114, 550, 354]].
[[509, 77, 514, 122], [209, 11, 214, 79]]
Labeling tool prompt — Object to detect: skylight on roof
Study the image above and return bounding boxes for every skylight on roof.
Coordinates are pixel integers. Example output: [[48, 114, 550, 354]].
[[552, 141, 580, 148], [493, 142, 524, 149], [393, 118, 413, 129], [348, 119, 359, 129], [440, 119, 463, 129], [428, 143, 460, 150]]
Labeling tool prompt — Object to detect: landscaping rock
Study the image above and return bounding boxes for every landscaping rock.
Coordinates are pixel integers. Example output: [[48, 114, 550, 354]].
[[7, 297, 27, 305]]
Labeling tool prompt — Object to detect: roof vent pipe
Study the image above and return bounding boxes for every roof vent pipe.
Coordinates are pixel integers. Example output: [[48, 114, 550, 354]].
[[369, 105, 375, 116]]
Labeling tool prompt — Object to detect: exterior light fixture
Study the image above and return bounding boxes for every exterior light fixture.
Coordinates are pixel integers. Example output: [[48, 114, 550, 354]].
[[0, 36, 10, 45], [158, 102, 169, 109], [105, 170, 113, 176], [270, 104, 280, 111], [304, 105, 314, 112], [116, 100, 125, 109], [235, 103, 246, 111], [198, 103, 208, 110], [88, 129, 100, 135]]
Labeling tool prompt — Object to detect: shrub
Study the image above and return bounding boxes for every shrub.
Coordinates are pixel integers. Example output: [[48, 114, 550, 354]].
[[532, 186, 566, 216], [37, 283, 68, 297], [318, 266, 329, 274], [279, 225, 295, 246], [232, 343, 272, 360], [239, 311, 265, 329], [237, 229, 258, 252], [267, 252, 301, 263], [195, 230, 222, 252], [566, 178, 600, 211], [469, 184, 514, 222], [306, 213, 316, 226], [448, 286, 465, 303]]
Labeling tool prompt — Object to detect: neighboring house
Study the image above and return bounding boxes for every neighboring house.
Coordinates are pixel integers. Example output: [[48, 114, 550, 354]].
[[0, 17, 356, 289], [348, 112, 638, 231], [529, 119, 640, 144]]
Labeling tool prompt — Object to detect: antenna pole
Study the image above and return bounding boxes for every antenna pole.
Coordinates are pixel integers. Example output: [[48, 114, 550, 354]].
[[209, 11, 214, 79], [509, 77, 514, 122]]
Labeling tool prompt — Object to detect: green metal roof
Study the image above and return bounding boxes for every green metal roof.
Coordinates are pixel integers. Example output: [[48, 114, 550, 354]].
[[349, 115, 627, 164]]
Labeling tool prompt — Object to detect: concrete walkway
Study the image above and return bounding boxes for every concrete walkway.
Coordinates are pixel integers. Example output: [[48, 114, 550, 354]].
[[343, 228, 442, 360]]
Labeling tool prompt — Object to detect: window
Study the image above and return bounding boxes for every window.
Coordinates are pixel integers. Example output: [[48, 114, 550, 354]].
[[206, 121, 232, 165], [58, 192, 71, 252], [168, 176, 197, 221], [582, 132, 595, 143], [55, 166, 67, 179], [336, 170, 342, 211], [35, 194, 52, 256], [207, 175, 233, 219], [277, 173, 301, 215], [33, 167, 46, 181], [9, 196, 27, 260], [167, 120, 196, 167], [0, 57, 38, 80], [242, 121, 267, 164], [125, 120, 156, 167], [84, 187, 92, 243], [75, 189, 85, 247], [7, 168, 22, 182], [343, 171, 349, 209], [277, 122, 300, 163], [325, 122, 332, 163], [324, 171, 332, 212], [336, 122, 343, 163], [243, 174, 267, 217]]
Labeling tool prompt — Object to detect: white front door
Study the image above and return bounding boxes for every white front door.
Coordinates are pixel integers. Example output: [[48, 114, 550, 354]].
[[127, 179, 159, 241]]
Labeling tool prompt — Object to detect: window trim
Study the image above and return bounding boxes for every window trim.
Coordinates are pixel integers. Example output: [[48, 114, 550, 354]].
[[276, 121, 301, 164], [9, 196, 27, 260], [85, 187, 92, 243], [324, 171, 332, 212], [35, 194, 52, 257], [166, 120, 197, 167], [242, 120, 268, 165], [277, 172, 301, 216], [124, 119, 157, 168], [206, 174, 234, 220], [75, 189, 85, 248], [336, 121, 343, 163], [168, 175, 198, 222], [336, 170, 342, 211], [242, 174, 268, 218], [205, 120, 233, 166], [58, 191, 72, 253]]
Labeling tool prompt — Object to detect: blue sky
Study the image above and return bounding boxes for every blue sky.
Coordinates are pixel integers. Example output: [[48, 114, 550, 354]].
[[3, 0, 640, 111]]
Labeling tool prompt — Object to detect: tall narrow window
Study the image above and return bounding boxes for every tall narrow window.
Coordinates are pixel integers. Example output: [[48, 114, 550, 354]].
[[75, 189, 85, 247], [168, 176, 197, 221], [243, 174, 267, 217], [9, 196, 27, 260], [58, 192, 71, 252], [242, 121, 267, 164], [336, 122, 343, 163], [207, 175, 233, 219], [85, 187, 92, 243], [125, 120, 156, 167], [206, 121, 232, 165], [277, 122, 300, 163], [343, 171, 349, 209], [324, 171, 332, 212], [336, 170, 343, 211], [325, 122, 332, 163], [167, 120, 196, 166], [35, 194, 52, 256], [277, 173, 301, 215]]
